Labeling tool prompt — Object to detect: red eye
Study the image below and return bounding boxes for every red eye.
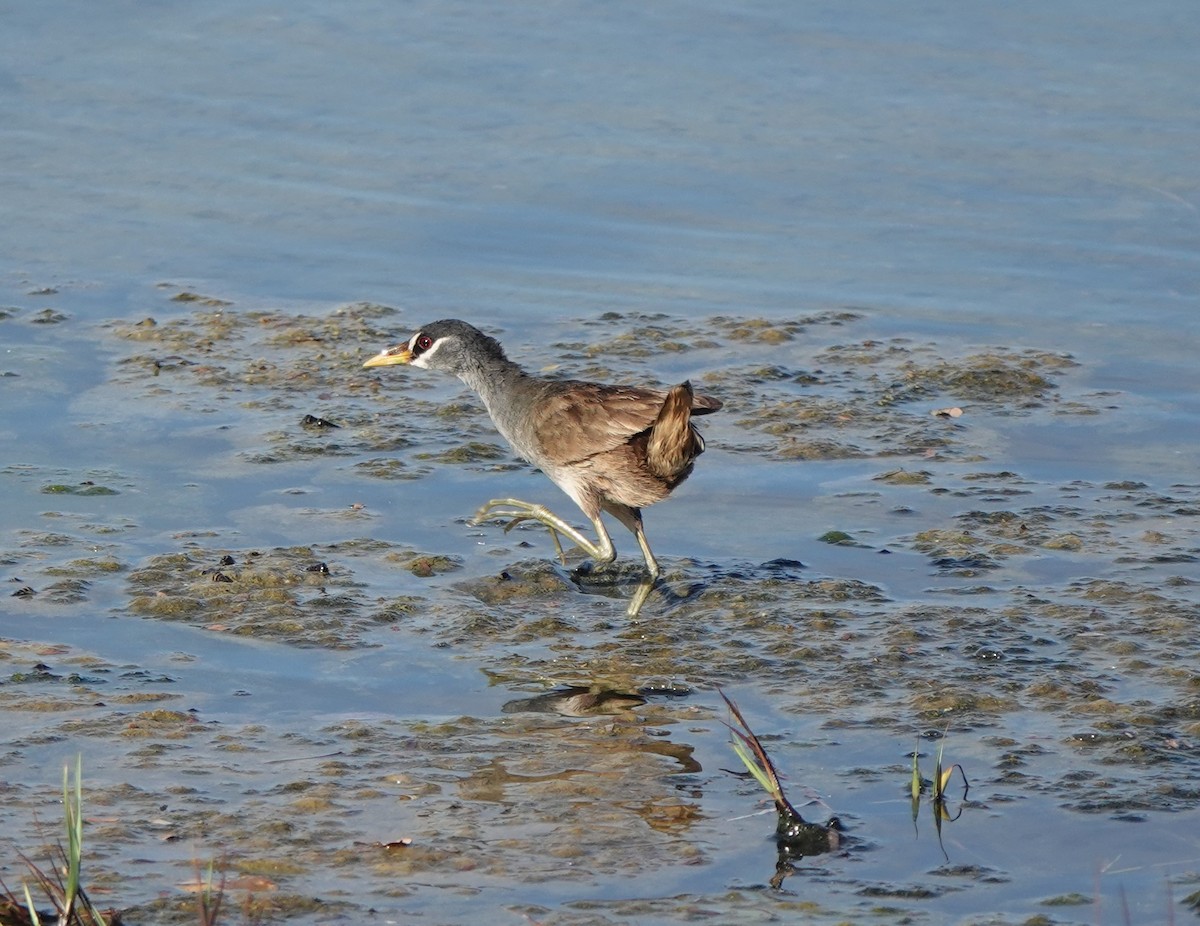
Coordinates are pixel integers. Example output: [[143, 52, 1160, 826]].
[[414, 334, 434, 353]]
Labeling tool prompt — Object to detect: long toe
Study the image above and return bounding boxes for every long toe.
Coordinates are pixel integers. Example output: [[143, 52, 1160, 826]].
[[473, 500, 613, 567], [472, 497, 536, 524]]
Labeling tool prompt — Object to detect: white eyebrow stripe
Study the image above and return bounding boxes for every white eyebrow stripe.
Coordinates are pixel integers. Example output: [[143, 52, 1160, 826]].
[[409, 332, 445, 368]]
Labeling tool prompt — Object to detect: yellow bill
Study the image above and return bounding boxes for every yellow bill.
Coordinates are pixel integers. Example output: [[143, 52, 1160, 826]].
[[362, 345, 413, 368]]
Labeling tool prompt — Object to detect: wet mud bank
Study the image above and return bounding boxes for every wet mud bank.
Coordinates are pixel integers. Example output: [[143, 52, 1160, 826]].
[[2, 296, 1198, 923]]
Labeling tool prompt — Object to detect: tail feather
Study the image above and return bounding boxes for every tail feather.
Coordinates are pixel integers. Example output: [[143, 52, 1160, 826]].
[[646, 381, 705, 481]]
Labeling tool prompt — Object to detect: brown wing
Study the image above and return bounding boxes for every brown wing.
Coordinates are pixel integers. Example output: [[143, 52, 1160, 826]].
[[529, 382, 666, 466], [530, 380, 721, 466]]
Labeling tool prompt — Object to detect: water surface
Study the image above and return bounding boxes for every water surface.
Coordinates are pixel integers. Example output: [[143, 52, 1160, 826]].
[[2, 2, 1199, 924]]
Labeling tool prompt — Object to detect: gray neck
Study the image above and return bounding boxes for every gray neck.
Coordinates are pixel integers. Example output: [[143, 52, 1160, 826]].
[[455, 354, 543, 452]]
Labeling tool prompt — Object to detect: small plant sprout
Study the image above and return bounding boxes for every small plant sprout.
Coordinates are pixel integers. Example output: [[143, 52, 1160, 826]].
[[196, 856, 226, 926], [910, 729, 971, 861], [62, 755, 86, 922], [717, 688, 840, 889], [1, 756, 118, 926], [932, 732, 970, 807], [719, 688, 804, 826]]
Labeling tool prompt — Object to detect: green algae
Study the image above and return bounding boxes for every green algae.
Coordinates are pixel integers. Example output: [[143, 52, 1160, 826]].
[[41, 483, 120, 496]]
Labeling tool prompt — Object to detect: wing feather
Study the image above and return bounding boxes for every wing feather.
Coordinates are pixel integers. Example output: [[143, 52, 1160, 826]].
[[530, 383, 663, 465], [529, 380, 721, 466]]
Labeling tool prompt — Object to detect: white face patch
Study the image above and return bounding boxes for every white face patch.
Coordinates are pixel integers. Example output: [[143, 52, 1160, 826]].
[[407, 331, 447, 369]]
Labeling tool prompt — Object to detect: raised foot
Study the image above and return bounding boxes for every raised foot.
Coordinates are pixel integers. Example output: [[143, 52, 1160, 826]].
[[470, 497, 658, 616], [472, 498, 564, 563], [472, 498, 559, 534], [471, 497, 613, 567]]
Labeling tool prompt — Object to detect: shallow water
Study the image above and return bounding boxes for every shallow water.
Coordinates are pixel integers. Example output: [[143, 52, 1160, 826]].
[[3, 2, 1200, 924]]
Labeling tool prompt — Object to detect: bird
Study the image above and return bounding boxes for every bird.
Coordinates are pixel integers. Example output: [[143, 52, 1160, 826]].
[[362, 319, 721, 612]]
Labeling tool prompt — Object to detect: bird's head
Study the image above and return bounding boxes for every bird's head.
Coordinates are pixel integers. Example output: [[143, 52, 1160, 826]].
[[362, 319, 507, 376]]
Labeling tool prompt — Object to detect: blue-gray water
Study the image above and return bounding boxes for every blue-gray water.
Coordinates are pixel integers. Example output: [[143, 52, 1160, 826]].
[[2, 2, 1199, 924]]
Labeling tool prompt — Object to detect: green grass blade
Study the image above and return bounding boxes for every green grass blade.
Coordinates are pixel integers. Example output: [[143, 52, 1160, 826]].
[[62, 755, 84, 919], [22, 881, 43, 926], [730, 738, 778, 797]]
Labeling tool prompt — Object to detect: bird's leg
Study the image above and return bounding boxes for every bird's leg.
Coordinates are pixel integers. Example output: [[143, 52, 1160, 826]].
[[632, 524, 660, 580], [595, 505, 660, 616], [474, 499, 660, 616], [602, 503, 660, 580], [472, 498, 616, 567], [625, 577, 656, 618]]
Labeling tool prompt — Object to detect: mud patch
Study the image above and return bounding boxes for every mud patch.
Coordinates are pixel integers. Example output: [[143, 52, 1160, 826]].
[[123, 541, 433, 647]]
